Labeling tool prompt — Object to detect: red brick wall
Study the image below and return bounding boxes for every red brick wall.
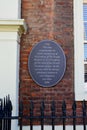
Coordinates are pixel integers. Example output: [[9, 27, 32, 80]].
[[20, 0, 74, 124]]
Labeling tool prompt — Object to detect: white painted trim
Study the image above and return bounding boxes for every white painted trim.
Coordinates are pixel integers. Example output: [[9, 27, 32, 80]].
[[18, 125, 85, 130], [0, 19, 26, 26], [73, 0, 87, 100], [0, 19, 27, 35], [0, 32, 20, 42], [0, 18, 27, 130]]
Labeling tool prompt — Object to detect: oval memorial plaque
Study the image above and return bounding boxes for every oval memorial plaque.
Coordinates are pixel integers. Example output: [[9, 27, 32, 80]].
[[28, 40, 66, 87]]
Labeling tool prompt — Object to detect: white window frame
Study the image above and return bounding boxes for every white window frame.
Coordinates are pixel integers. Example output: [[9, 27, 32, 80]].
[[74, 0, 87, 100]]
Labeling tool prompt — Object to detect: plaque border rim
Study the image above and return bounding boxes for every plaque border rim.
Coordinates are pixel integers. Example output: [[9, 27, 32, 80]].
[[28, 39, 66, 87]]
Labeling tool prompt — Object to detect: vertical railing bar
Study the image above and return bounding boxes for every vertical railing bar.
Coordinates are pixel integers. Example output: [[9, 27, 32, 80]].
[[6, 96, 8, 130], [62, 100, 66, 130], [0, 99, 3, 130], [72, 101, 76, 130], [51, 101, 55, 130], [82, 100, 86, 130], [7, 95, 12, 130], [40, 101, 45, 130], [2, 98, 4, 130], [19, 101, 23, 130], [3, 97, 6, 130], [30, 100, 34, 130]]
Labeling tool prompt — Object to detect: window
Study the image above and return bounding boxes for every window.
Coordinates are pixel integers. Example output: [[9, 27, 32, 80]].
[[74, 0, 87, 100], [83, 3, 87, 82]]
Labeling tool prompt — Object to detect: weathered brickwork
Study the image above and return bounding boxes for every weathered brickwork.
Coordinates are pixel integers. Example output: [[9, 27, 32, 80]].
[[20, 0, 74, 124]]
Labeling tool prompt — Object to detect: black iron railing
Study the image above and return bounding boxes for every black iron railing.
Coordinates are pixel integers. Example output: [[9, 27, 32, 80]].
[[0, 97, 87, 130], [0, 95, 12, 130]]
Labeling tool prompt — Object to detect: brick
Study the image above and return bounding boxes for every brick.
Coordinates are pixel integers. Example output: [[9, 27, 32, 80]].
[[20, 0, 77, 125]]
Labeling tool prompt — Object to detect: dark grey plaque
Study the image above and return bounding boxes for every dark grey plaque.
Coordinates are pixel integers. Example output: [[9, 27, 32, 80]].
[[28, 40, 66, 87]]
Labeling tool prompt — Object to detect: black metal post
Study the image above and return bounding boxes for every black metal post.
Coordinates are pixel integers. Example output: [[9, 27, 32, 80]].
[[0, 99, 3, 130], [51, 101, 55, 130], [3, 97, 6, 130], [72, 101, 76, 130], [7, 95, 12, 130], [82, 100, 86, 130], [62, 101, 66, 130], [30, 100, 34, 130], [19, 101, 23, 130], [40, 101, 45, 130]]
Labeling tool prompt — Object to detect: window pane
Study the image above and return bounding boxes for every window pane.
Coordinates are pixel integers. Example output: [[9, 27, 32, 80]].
[[84, 64, 87, 82], [83, 4, 87, 40], [84, 44, 87, 82], [84, 43, 87, 60], [84, 22, 87, 40], [83, 4, 87, 21]]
